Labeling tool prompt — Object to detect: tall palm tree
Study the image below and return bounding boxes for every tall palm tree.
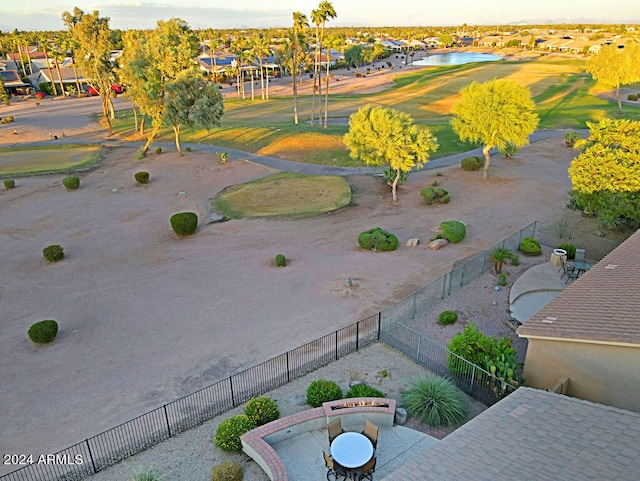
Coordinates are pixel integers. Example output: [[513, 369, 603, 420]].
[[292, 11, 309, 124], [310, 9, 322, 126], [38, 36, 59, 96], [230, 36, 248, 99], [313, 1, 337, 127], [61, 37, 81, 95]]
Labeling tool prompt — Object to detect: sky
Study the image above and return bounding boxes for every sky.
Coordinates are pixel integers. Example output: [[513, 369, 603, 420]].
[[0, 0, 638, 32]]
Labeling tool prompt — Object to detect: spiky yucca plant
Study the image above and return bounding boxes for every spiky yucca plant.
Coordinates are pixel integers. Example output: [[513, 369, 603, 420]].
[[401, 377, 467, 427]]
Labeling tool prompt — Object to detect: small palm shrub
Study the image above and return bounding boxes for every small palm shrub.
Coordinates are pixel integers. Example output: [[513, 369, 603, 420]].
[[129, 466, 164, 481], [214, 415, 256, 452], [438, 310, 458, 325], [557, 243, 576, 260], [28, 320, 59, 344], [497, 273, 507, 286], [43, 244, 64, 262], [170, 212, 198, 236], [358, 228, 398, 252], [440, 220, 466, 243], [274, 254, 286, 267], [345, 384, 385, 398], [134, 172, 149, 184], [491, 246, 512, 274], [62, 176, 80, 190], [519, 237, 541, 256], [212, 461, 243, 481], [420, 187, 450, 205], [155, 146, 162, 154], [4, 179, 15, 189], [306, 379, 343, 407], [460, 156, 484, 171], [401, 377, 467, 427], [244, 396, 280, 426]]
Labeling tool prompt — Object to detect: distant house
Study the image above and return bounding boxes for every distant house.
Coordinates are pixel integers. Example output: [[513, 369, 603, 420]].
[[517, 228, 640, 412], [0, 70, 31, 94], [28, 67, 87, 94]]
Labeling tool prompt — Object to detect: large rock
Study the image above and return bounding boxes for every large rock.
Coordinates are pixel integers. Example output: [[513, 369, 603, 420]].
[[427, 238, 448, 250], [405, 238, 420, 247]]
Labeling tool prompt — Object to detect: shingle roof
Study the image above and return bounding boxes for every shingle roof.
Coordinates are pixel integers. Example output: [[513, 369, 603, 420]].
[[382, 387, 640, 481], [517, 228, 640, 344]]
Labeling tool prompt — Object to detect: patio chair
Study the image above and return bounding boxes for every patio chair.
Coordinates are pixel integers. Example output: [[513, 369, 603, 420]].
[[574, 249, 585, 262], [328, 418, 344, 445], [559, 258, 576, 279], [323, 450, 348, 481], [354, 456, 376, 481], [361, 419, 379, 450], [563, 262, 579, 284]]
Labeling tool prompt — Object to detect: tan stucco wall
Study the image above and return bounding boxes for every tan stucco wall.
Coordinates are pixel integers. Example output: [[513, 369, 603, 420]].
[[523, 339, 640, 412]]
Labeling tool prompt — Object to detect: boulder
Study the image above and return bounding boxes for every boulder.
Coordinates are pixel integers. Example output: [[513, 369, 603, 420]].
[[427, 238, 448, 250], [405, 238, 420, 247]]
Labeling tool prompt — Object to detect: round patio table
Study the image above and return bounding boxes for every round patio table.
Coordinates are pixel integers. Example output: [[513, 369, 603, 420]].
[[330, 432, 374, 469], [572, 261, 592, 276]]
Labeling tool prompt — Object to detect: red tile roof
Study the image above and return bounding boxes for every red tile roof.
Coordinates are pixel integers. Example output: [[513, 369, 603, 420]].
[[517, 228, 640, 344]]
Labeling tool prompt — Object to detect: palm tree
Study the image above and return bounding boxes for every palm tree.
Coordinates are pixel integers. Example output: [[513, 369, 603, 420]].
[[292, 11, 309, 124], [12, 33, 27, 76], [51, 37, 66, 97], [38, 36, 59, 96], [310, 9, 323, 126], [230, 37, 248, 99], [61, 37, 82, 95], [313, 1, 337, 127], [320, 7, 338, 128]]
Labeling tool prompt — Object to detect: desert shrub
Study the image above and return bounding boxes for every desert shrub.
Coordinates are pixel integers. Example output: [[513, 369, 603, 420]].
[[557, 243, 576, 260], [274, 254, 286, 267], [244, 396, 280, 426], [510, 254, 520, 266], [154, 146, 162, 154], [628, 94, 638, 101], [212, 461, 243, 481], [214, 415, 256, 452], [129, 466, 164, 481], [43, 244, 64, 262], [306, 379, 343, 407], [491, 246, 512, 274], [170, 212, 198, 236], [565, 131, 580, 147], [4, 179, 15, 189], [185, 146, 192, 152], [401, 377, 467, 427], [135, 149, 146, 160], [357, 227, 398, 252], [438, 310, 458, 325], [497, 273, 507, 286], [28, 320, 59, 344], [134, 172, 149, 184], [420, 187, 450, 206], [62, 176, 80, 190], [6, 116, 14, 122], [519, 237, 541, 256], [1, 119, 7, 124], [383, 167, 407, 185], [460, 156, 484, 171], [39, 81, 54, 95], [499, 142, 519, 158], [440, 220, 466, 243], [345, 384, 385, 398]]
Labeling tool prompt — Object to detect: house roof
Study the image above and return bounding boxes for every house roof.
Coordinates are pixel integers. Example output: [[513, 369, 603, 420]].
[[0, 70, 29, 87], [517, 228, 640, 345], [382, 387, 640, 481]]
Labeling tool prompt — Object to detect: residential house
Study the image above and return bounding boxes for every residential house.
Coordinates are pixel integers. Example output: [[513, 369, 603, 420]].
[[28, 66, 87, 94], [0, 70, 31, 95]]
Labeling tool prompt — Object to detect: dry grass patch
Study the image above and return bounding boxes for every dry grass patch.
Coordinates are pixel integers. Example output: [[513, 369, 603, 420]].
[[257, 132, 345, 160]]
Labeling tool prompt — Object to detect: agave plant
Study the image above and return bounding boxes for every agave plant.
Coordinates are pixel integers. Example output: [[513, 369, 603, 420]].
[[401, 377, 467, 427]]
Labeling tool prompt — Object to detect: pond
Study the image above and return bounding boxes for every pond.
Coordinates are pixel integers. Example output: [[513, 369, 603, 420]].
[[413, 52, 503, 66]]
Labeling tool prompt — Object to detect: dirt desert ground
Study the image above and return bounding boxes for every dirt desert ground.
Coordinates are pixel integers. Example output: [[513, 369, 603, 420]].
[[0, 88, 577, 473]]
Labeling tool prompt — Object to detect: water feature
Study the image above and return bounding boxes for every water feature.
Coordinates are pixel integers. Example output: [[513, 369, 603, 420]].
[[413, 52, 503, 66]]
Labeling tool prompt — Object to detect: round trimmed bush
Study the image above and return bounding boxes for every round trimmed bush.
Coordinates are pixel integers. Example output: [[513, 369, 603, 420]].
[[557, 243, 576, 260], [62, 176, 80, 190], [460, 156, 484, 171], [358, 227, 398, 252], [244, 396, 280, 426], [306, 379, 343, 407], [401, 377, 467, 427], [438, 310, 458, 325], [4, 179, 15, 189], [212, 461, 243, 481], [155, 146, 162, 154], [28, 320, 58, 344], [170, 212, 198, 236], [497, 273, 508, 286], [7, 116, 15, 122], [628, 94, 638, 101], [440, 220, 466, 243], [420, 187, 450, 206], [520, 237, 541, 256], [345, 384, 385, 398], [214, 415, 256, 452], [275, 254, 286, 267], [134, 171, 149, 184], [43, 244, 64, 262]]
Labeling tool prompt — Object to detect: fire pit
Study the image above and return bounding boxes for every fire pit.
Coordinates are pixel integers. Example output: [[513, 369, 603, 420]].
[[322, 397, 396, 428]]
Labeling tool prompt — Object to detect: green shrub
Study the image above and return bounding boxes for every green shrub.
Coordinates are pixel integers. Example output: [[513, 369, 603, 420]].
[[497, 273, 507, 286], [401, 377, 467, 427], [28, 320, 59, 344], [440, 220, 466, 243], [510, 254, 520, 266], [565, 131, 580, 147], [499, 142, 518, 158], [6, 116, 14, 122], [438, 310, 458, 325], [134, 172, 149, 184], [170, 212, 198, 236], [185, 146, 192, 152], [357, 228, 398, 252], [62, 176, 80, 190], [383, 166, 407, 185], [628, 94, 638, 101], [214, 415, 256, 452], [557, 243, 576, 260], [420, 187, 450, 206], [43, 244, 64, 262], [155, 146, 162, 154], [129, 467, 164, 481], [212, 461, 243, 481], [345, 384, 385, 398], [460, 156, 484, 171], [306, 379, 343, 407], [4, 179, 15, 189], [244, 396, 280, 426], [274, 254, 286, 267], [491, 246, 512, 274], [1, 119, 7, 124], [135, 149, 146, 160], [519, 237, 541, 256]]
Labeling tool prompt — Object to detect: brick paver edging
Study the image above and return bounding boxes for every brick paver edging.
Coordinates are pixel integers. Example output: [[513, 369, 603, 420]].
[[241, 398, 396, 481]]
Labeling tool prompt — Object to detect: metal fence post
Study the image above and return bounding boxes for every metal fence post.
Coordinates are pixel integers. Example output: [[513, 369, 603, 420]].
[[482, 250, 487, 273], [229, 377, 235, 406], [532, 221, 537, 239], [377, 312, 381, 340], [470, 364, 476, 392], [460, 263, 465, 287], [412, 291, 417, 318], [335, 331, 338, 360], [441, 274, 447, 299], [85, 439, 97, 474], [416, 334, 421, 361], [163, 405, 172, 438], [356, 321, 360, 351], [286, 351, 290, 383]]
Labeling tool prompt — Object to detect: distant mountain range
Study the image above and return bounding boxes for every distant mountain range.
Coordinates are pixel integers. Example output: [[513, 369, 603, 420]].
[[507, 17, 640, 25]]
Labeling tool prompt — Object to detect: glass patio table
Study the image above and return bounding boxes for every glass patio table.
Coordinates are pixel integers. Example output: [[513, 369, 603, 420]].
[[330, 432, 373, 469], [571, 261, 592, 276]]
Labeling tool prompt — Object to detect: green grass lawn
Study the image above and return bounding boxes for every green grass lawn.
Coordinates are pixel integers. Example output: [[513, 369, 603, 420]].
[[0, 144, 103, 176], [111, 56, 640, 166]]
